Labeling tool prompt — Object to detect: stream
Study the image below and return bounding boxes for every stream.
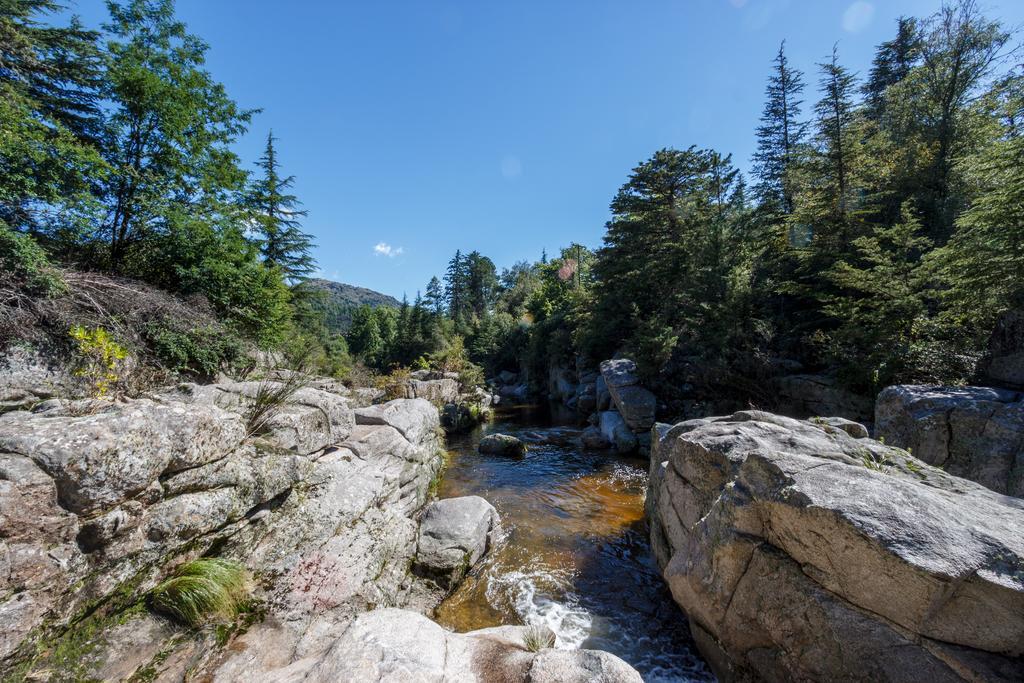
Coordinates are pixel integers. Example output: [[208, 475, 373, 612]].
[[435, 404, 713, 682]]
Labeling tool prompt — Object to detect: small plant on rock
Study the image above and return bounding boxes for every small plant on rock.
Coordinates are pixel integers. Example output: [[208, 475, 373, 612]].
[[149, 558, 252, 628], [69, 325, 128, 398], [523, 624, 556, 652], [245, 368, 309, 437]]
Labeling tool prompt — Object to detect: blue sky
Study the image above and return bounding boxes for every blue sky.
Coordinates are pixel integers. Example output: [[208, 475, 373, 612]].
[[64, 0, 1023, 299]]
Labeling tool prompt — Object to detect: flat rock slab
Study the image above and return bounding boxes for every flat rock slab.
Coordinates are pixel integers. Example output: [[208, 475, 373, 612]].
[[254, 608, 642, 683], [355, 398, 438, 445]]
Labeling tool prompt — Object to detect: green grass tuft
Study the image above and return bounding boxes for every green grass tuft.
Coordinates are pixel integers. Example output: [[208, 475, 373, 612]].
[[522, 624, 555, 652], [149, 559, 252, 628]]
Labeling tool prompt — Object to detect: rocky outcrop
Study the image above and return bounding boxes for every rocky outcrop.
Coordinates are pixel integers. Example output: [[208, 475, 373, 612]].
[[599, 410, 637, 453], [414, 496, 500, 588], [600, 359, 656, 431], [0, 379, 449, 679], [876, 385, 1024, 497], [775, 373, 874, 422], [479, 433, 527, 457], [251, 608, 641, 682], [647, 410, 1024, 682]]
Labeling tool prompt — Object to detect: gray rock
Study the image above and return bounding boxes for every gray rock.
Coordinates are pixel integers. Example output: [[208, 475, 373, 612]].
[[813, 415, 870, 439], [647, 410, 1024, 682], [246, 608, 641, 683], [595, 374, 611, 411], [499, 370, 518, 384], [581, 425, 611, 450], [0, 399, 246, 513], [529, 649, 644, 683], [355, 398, 438, 445], [168, 380, 354, 454], [599, 359, 656, 431], [599, 411, 637, 453], [479, 433, 527, 457], [415, 495, 500, 587], [404, 378, 459, 404], [876, 384, 1024, 496]]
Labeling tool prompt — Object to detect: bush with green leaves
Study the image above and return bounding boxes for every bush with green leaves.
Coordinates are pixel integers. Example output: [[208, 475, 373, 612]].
[[0, 225, 65, 297], [149, 558, 252, 628], [145, 323, 244, 379]]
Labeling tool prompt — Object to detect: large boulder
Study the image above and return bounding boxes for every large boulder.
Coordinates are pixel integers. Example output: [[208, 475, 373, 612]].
[[479, 433, 527, 457], [599, 410, 637, 453], [876, 385, 1024, 496], [414, 495, 500, 587], [775, 373, 874, 422], [354, 397, 438, 445], [255, 608, 641, 683], [599, 359, 656, 431], [404, 377, 459, 404], [647, 410, 1024, 682]]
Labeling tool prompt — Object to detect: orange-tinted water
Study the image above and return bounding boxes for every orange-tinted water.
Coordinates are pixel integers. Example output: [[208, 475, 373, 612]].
[[435, 405, 712, 682]]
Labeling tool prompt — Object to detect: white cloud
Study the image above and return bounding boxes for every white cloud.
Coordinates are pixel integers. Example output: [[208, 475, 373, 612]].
[[842, 1, 874, 33], [373, 242, 404, 258]]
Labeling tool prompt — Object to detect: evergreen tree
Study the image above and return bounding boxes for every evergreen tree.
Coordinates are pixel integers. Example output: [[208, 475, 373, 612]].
[[916, 0, 1011, 239], [424, 276, 444, 314], [863, 17, 921, 121], [753, 41, 807, 214], [0, 0, 103, 232], [444, 249, 469, 320], [465, 250, 498, 317], [249, 131, 315, 282], [934, 82, 1024, 324]]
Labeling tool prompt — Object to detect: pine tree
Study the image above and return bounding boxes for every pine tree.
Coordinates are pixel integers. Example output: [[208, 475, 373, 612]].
[[465, 251, 498, 317], [0, 0, 103, 231], [444, 250, 469, 320], [863, 17, 921, 121], [916, 0, 1011, 240], [753, 41, 807, 214], [934, 85, 1024, 324], [424, 276, 444, 314], [249, 131, 315, 282]]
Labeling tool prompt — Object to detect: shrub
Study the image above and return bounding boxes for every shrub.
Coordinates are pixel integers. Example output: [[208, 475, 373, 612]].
[[245, 369, 309, 437], [0, 225, 65, 297], [149, 558, 252, 628], [69, 325, 128, 398], [145, 323, 243, 379], [376, 366, 412, 400]]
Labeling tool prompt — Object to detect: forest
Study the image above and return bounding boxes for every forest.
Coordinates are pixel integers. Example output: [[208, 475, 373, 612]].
[[3, 0, 1022, 407]]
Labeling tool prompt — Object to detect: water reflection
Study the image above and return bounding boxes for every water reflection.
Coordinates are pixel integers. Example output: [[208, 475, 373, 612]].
[[435, 405, 713, 682]]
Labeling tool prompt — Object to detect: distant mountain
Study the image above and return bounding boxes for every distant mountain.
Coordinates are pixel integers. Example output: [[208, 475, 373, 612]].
[[303, 278, 401, 333]]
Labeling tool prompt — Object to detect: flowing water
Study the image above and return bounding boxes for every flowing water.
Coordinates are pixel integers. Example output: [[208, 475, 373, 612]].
[[435, 404, 713, 682]]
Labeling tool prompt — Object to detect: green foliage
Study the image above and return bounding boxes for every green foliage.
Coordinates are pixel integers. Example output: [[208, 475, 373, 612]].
[[522, 625, 555, 652], [0, 224, 65, 296], [245, 369, 310, 437], [149, 558, 252, 628], [145, 323, 243, 378], [69, 325, 128, 397], [247, 131, 316, 283]]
